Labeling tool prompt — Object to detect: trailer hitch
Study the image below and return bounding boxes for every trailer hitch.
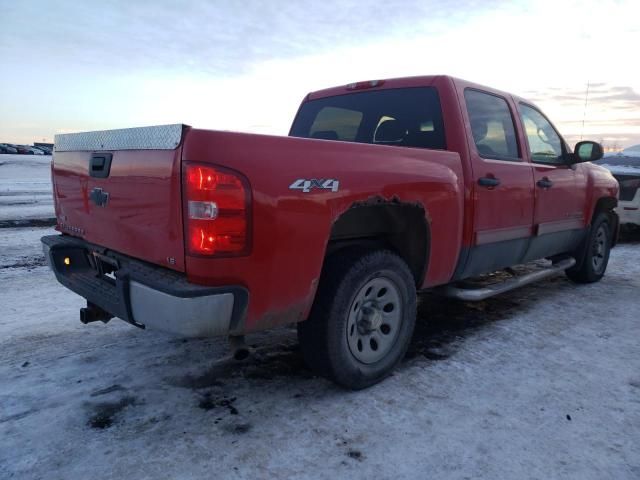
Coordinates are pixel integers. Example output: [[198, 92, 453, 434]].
[[80, 302, 113, 324]]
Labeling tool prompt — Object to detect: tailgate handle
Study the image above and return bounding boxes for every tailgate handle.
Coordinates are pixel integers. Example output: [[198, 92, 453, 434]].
[[89, 153, 113, 178]]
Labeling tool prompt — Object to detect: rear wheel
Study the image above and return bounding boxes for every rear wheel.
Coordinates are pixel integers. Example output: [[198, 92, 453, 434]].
[[566, 213, 612, 283], [298, 249, 416, 389]]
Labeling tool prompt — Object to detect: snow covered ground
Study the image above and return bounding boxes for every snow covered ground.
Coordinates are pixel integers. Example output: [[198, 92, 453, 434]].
[[0, 154, 54, 225], [1, 225, 639, 479], [0, 156, 638, 478]]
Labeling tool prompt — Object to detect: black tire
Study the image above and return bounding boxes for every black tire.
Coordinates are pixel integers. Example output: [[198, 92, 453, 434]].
[[566, 213, 612, 283], [298, 248, 417, 390]]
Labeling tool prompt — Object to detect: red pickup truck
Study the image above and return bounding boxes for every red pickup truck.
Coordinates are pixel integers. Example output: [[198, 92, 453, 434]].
[[42, 75, 619, 389]]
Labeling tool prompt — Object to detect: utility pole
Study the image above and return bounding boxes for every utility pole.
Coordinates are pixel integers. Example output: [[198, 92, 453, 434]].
[[580, 80, 590, 142]]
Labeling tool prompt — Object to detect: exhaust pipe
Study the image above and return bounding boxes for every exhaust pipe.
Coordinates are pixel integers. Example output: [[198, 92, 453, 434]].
[[229, 335, 251, 361], [80, 302, 113, 324]]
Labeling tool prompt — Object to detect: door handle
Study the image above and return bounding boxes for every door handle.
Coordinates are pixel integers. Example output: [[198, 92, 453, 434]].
[[478, 176, 500, 188], [537, 177, 553, 189]]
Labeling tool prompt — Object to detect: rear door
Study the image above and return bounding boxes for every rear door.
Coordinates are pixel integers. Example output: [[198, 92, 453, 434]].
[[516, 104, 587, 260], [457, 88, 535, 278]]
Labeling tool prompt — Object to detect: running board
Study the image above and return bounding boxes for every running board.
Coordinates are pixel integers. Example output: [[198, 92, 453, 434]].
[[437, 258, 576, 301]]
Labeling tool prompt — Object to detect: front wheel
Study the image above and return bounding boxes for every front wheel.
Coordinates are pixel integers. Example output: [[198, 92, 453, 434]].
[[566, 213, 612, 283], [298, 249, 417, 390]]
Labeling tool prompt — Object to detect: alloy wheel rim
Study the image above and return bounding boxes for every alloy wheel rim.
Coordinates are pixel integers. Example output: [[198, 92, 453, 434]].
[[346, 276, 402, 364]]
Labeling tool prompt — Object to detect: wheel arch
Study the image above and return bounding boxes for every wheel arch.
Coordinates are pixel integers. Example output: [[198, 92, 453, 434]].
[[592, 196, 619, 246], [571, 195, 619, 273], [324, 199, 430, 287]]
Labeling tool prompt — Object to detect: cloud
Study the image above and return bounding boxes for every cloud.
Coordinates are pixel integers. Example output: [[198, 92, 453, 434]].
[[525, 85, 640, 104], [598, 87, 640, 103], [1, 0, 639, 147], [564, 132, 640, 149], [0, 0, 499, 76], [562, 118, 640, 127], [523, 84, 640, 119]]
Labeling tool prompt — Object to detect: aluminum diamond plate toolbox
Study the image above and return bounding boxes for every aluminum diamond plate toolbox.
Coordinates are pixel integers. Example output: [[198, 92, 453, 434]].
[[54, 124, 185, 152]]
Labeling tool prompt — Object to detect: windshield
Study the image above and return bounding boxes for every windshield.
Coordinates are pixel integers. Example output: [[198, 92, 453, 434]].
[[290, 87, 446, 150]]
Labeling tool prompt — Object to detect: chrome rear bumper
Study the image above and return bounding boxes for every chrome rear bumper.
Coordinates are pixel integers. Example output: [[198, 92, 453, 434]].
[[41, 234, 248, 338]]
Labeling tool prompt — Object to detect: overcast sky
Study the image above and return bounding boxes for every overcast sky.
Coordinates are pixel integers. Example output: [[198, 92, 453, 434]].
[[1, 0, 639, 149]]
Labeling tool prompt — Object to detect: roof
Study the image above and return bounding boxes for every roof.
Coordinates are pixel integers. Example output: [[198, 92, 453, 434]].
[[306, 75, 442, 101], [305, 75, 533, 108]]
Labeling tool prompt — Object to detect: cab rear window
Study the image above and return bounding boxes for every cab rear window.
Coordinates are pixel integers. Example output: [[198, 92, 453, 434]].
[[290, 87, 446, 150]]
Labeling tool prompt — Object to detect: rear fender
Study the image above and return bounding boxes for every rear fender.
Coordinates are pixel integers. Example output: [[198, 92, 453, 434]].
[[182, 129, 464, 333]]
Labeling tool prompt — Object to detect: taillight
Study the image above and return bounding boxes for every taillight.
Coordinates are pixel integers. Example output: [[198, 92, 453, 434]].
[[183, 163, 251, 256]]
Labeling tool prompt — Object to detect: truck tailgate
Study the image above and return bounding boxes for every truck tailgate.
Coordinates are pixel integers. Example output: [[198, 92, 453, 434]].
[[52, 124, 186, 272]]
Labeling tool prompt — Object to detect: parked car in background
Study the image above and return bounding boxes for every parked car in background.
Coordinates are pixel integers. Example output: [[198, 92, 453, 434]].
[[0, 144, 18, 154], [12, 145, 31, 154], [29, 146, 45, 155], [0, 143, 53, 155], [36, 146, 53, 155], [13, 145, 42, 155], [596, 155, 640, 228]]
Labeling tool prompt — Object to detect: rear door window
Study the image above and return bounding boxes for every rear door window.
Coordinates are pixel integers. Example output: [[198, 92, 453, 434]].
[[290, 87, 446, 150], [464, 89, 520, 161]]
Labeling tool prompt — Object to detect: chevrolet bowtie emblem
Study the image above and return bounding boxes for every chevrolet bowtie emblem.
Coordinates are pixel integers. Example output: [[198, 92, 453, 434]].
[[89, 187, 110, 207]]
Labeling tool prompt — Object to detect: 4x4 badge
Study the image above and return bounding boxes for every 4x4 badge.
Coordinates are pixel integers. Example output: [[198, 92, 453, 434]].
[[289, 178, 340, 193]]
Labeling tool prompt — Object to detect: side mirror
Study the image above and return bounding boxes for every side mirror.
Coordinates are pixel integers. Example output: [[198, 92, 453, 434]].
[[573, 141, 603, 163]]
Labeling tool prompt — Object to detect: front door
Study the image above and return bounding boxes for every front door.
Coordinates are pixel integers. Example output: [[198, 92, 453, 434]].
[[517, 103, 587, 261]]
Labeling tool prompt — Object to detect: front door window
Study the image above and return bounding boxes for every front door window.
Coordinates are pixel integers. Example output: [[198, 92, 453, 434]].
[[519, 104, 564, 165]]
